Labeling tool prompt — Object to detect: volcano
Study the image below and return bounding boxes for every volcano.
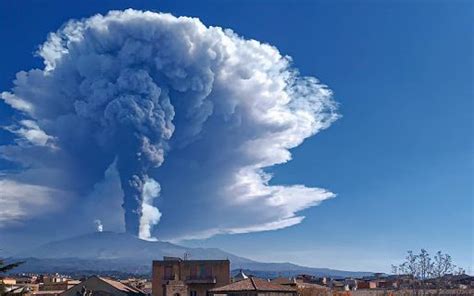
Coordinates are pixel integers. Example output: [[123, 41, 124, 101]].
[[11, 231, 375, 278]]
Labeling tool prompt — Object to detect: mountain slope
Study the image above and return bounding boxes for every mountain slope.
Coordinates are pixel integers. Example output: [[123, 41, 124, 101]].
[[16, 231, 255, 266], [13, 231, 374, 278]]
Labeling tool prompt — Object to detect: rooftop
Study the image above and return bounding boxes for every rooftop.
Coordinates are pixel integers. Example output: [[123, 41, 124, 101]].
[[271, 277, 297, 285], [98, 277, 145, 295], [209, 277, 297, 293], [153, 258, 230, 264]]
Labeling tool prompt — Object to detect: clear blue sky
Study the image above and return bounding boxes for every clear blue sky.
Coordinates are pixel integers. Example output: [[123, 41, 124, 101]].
[[0, 0, 472, 273]]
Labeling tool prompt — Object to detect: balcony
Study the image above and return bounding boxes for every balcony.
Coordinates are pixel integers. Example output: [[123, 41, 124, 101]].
[[185, 276, 216, 284]]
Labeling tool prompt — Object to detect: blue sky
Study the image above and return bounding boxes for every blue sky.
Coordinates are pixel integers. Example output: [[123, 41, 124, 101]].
[[0, 0, 472, 273]]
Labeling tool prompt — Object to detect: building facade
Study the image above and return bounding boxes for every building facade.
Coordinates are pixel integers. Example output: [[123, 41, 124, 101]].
[[152, 257, 230, 296]]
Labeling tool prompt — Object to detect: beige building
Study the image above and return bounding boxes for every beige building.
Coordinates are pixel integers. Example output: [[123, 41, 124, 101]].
[[1, 278, 17, 286], [152, 257, 230, 296]]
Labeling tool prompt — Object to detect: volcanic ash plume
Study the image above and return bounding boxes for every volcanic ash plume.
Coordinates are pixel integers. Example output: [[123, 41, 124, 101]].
[[1, 10, 339, 240]]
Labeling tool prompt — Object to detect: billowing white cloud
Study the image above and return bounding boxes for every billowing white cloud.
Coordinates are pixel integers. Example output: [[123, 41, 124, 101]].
[[139, 178, 162, 241], [0, 9, 339, 240]]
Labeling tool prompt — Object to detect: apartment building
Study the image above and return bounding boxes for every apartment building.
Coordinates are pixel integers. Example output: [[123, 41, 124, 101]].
[[152, 257, 230, 296]]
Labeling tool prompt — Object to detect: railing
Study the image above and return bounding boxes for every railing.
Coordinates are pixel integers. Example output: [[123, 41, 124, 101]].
[[185, 276, 217, 284]]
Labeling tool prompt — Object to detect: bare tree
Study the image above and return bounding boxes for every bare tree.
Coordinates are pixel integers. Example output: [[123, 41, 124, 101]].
[[397, 250, 420, 295], [418, 249, 432, 296], [391, 265, 399, 276], [455, 267, 466, 275], [431, 251, 456, 295], [393, 249, 465, 296]]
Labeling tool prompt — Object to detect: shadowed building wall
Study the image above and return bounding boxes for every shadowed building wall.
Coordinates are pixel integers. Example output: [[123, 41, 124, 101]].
[[152, 257, 230, 296]]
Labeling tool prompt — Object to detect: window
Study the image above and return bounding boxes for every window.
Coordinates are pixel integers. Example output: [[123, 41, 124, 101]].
[[205, 265, 212, 277], [190, 265, 198, 278], [199, 264, 212, 277], [164, 266, 173, 280]]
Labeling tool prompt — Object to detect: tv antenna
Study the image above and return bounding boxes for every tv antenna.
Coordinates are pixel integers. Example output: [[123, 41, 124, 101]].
[[184, 251, 191, 260]]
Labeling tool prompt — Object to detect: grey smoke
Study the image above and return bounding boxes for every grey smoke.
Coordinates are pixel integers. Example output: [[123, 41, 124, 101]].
[[0, 10, 339, 240]]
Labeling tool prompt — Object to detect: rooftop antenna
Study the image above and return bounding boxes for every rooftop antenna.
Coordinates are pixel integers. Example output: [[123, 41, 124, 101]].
[[184, 251, 191, 260]]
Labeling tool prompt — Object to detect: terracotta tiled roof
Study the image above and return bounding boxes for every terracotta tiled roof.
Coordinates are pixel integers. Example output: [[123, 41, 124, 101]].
[[210, 277, 297, 293], [98, 277, 145, 295], [271, 277, 296, 285], [296, 283, 328, 290]]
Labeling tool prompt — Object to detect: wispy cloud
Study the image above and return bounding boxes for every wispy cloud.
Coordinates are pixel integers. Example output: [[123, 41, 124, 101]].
[[0, 179, 64, 227]]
